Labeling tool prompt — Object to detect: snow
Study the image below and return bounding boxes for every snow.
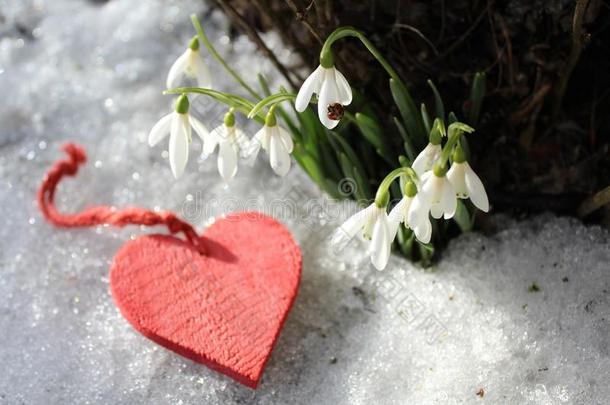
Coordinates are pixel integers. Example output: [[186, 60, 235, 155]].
[[0, 0, 609, 404]]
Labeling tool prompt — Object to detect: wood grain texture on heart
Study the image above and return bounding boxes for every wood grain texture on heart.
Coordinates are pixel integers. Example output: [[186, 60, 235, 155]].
[[109, 211, 302, 388]]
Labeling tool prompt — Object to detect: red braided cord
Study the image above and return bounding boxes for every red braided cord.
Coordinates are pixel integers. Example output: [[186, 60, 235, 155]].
[[37, 143, 206, 254]]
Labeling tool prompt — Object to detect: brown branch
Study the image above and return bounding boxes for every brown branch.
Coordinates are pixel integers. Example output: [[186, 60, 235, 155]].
[[551, 0, 591, 117], [283, 0, 324, 45], [578, 185, 610, 218], [212, 0, 300, 89]]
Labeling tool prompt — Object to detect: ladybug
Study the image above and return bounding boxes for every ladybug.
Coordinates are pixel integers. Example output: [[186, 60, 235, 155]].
[[326, 103, 345, 121]]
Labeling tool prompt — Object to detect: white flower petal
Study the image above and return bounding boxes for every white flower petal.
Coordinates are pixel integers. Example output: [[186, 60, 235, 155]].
[[388, 197, 408, 225], [203, 125, 223, 157], [412, 143, 441, 177], [464, 162, 489, 212], [331, 203, 375, 247], [148, 113, 173, 147], [189, 115, 209, 144], [317, 69, 340, 129], [363, 205, 383, 240], [244, 127, 265, 161], [333, 67, 353, 106], [278, 126, 294, 153], [191, 51, 211, 88], [370, 214, 392, 271], [233, 127, 250, 154], [408, 194, 429, 228], [217, 139, 238, 181], [166, 50, 189, 89], [413, 217, 432, 244], [168, 114, 190, 178], [441, 178, 457, 219], [295, 65, 323, 112], [447, 162, 468, 198], [430, 204, 444, 219], [269, 132, 291, 176]]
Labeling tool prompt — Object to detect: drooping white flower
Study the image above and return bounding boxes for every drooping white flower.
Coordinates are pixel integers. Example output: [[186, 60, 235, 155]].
[[148, 95, 209, 179], [409, 169, 457, 223], [388, 182, 433, 244], [203, 111, 249, 182], [331, 203, 396, 270], [412, 142, 442, 177], [166, 38, 211, 89], [294, 64, 352, 129], [447, 161, 489, 212], [250, 120, 294, 177]]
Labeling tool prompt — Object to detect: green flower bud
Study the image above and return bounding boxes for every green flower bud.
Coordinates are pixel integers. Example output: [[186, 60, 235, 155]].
[[404, 181, 417, 197], [224, 110, 235, 127], [433, 162, 447, 177], [265, 109, 277, 127], [452, 144, 467, 163], [189, 36, 200, 51], [175, 95, 190, 114], [429, 126, 442, 145], [319, 49, 335, 69], [375, 190, 390, 208]]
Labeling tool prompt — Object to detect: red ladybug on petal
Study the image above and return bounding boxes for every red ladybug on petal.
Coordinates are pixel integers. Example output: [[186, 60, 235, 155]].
[[327, 103, 345, 121]]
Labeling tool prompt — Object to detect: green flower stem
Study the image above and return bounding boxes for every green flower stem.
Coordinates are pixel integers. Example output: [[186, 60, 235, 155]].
[[437, 123, 474, 168], [164, 87, 264, 124], [374, 167, 416, 207], [320, 27, 403, 88], [248, 93, 296, 119], [320, 27, 426, 142], [190, 14, 260, 100]]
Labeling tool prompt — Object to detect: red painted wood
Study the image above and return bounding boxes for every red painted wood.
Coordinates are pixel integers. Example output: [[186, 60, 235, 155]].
[[109, 212, 302, 388]]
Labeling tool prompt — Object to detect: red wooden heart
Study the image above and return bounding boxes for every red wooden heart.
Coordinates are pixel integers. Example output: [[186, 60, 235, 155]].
[[109, 211, 301, 388]]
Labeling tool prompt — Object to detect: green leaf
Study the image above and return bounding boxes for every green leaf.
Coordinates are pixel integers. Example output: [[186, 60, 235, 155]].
[[247, 93, 295, 119], [453, 200, 474, 232], [448, 111, 458, 125], [354, 112, 395, 166], [468, 72, 486, 125], [328, 132, 373, 199], [292, 145, 341, 199], [427, 79, 445, 122], [393, 117, 417, 162], [165, 87, 262, 123], [337, 153, 358, 199], [389, 78, 426, 147], [396, 226, 415, 258], [257, 73, 272, 96], [417, 241, 435, 267], [420, 103, 432, 135]]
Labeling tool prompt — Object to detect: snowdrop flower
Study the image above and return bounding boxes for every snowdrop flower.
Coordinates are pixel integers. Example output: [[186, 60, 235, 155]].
[[412, 141, 442, 177], [166, 37, 211, 89], [204, 110, 249, 182], [249, 111, 294, 176], [294, 64, 352, 129], [332, 202, 395, 271], [446, 146, 489, 212], [388, 181, 432, 244], [148, 95, 209, 179], [409, 165, 457, 224]]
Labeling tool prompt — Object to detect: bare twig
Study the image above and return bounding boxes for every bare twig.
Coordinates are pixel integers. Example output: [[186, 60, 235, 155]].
[[435, 7, 487, 61], [213, 0, 300, 89], [551, 0, 591, 117], [283, 0, 324, 45], [393, 23, 439, 55], [578, 185, 610, 217]]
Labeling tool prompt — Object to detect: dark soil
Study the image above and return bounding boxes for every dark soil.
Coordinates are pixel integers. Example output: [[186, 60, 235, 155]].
[[210, 0, 610, 224]]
